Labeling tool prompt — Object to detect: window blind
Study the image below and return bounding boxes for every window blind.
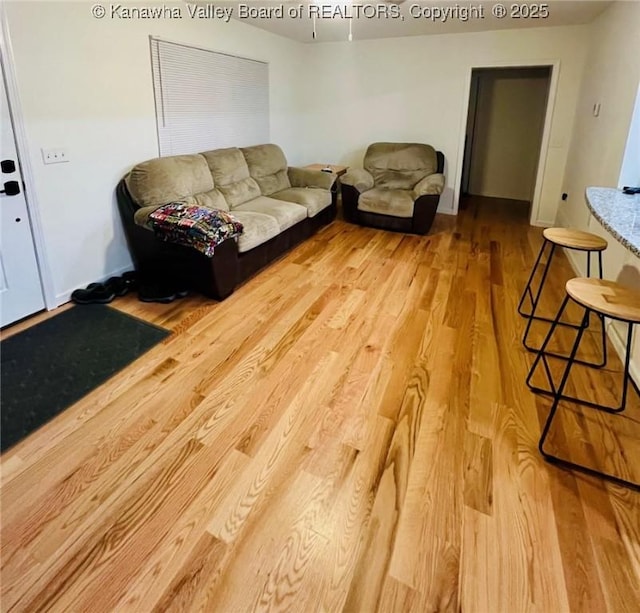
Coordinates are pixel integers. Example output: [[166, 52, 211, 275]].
[[150, 38, 269, 157]]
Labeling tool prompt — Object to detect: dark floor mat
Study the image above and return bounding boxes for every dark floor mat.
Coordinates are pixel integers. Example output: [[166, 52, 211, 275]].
[[1, 305, 170, 453]]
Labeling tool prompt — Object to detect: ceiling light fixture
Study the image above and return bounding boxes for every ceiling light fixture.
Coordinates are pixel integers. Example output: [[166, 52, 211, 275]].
[[311, 0, 354, 42]]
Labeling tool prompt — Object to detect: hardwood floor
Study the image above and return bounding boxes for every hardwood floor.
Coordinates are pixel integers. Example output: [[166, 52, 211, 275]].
[[2, 196, 639, 612]]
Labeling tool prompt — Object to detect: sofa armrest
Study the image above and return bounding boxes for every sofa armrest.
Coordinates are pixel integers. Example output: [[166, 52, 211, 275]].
[[413, 173, 445, 198], [288, 166, 335, 190], [412, 194, 440, 234], [133, 205, 160, 229], [341, 168, 374, 192]]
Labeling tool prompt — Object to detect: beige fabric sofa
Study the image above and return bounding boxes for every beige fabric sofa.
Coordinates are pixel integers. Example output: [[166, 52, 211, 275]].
[[341, 142, 445, 235], [117, 144, 337, 299]]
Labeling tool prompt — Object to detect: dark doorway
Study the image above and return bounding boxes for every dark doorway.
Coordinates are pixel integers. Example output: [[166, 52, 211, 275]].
[[461, 66, 552, 216]]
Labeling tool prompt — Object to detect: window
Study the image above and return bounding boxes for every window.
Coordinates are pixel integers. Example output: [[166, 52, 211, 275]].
[[150, 38, 269, 157], [619, 82, 640, 187]]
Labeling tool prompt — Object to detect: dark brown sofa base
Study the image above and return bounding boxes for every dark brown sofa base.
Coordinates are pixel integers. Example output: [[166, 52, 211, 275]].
[[116, 180, 336, 300]]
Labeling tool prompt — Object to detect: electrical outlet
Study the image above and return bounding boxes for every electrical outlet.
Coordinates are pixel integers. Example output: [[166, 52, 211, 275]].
[[41, 148, 69, 164]]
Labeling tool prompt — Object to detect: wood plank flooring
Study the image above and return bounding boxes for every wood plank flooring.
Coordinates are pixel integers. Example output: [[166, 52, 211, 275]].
[[1, 196, 639, 612]]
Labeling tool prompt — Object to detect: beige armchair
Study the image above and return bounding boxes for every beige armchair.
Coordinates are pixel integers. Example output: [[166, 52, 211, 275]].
[[341, 142, 445, 234]]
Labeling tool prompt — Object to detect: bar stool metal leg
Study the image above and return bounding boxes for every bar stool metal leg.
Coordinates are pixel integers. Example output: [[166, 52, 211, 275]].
[[527, 305, 633, 413], [529, 277, 640, 490], [518, 239, 552, 319], [521, 246, 606, 367], [526, 294, 577, 398], [537, 312, 639, 491]]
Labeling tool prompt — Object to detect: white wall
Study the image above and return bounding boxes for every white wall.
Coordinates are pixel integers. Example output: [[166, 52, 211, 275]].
[[296, 26, 589, 219], [4, 4, 594, 305], [4, 1, 307, 303], [468, 68, 550, 202], [559, 1, 640, 230], [618, 83, 640, 188], [557, 1, 640, 382]]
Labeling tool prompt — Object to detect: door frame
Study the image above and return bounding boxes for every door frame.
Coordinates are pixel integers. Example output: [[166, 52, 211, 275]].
[[1, 8, 55, 310], [452, 59, 560, 226]]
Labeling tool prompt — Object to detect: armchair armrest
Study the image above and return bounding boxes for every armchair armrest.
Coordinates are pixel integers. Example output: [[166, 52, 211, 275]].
[[341, 168, 374, 192], [413, 173, 445, 198], [288, 166, 335, 190]]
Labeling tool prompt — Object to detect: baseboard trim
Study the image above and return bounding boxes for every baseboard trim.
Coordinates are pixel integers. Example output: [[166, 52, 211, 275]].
[[55, 264, 134, 306], [531, 218, 555, 228]]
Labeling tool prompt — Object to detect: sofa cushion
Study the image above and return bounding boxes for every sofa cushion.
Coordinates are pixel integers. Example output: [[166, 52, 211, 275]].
[[147, 203, 243, 257], [234, 196, 307, 232], [241, 144, 291, 196], [188, 189, 230, 211], [230, 210, 280, 253], [201, 148, 261, 207], [132, 190, 229, 228], [272, 187, 332, 218], [364, 143, 438, 190], [358, 188, 415, 218], [126, 154, 213, 208]]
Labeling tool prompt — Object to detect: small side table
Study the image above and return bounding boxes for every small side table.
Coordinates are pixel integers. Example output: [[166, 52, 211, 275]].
[[304, 163, 348, 178]]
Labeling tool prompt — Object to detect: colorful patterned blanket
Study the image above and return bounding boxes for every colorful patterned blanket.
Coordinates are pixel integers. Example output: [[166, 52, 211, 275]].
[[148, 203, 243, 257]]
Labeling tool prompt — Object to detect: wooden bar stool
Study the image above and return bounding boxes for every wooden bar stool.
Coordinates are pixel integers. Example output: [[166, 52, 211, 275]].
[[528, 278, 640, 490], [518, 228, 608, 366]]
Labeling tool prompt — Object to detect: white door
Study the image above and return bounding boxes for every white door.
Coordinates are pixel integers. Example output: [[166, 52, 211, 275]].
[[0, 63, 45, 327]]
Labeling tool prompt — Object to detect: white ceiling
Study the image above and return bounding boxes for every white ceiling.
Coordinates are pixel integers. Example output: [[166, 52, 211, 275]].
[[217, 0, 611, 43]]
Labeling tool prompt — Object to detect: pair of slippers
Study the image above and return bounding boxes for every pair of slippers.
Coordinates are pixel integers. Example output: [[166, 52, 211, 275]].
[[71, 272, 138, 305]]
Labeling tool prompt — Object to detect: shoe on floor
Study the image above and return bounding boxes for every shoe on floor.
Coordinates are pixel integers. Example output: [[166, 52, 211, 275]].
[[71, 283, 116, 304], [138, 282, 188, 304], [122, 271, 138, 291], [104, 277, 129, 297], [71, 271, 137, 304]]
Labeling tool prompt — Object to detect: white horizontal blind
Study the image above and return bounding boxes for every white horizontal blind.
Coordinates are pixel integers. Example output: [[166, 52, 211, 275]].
[[150, 38, 269, 156]]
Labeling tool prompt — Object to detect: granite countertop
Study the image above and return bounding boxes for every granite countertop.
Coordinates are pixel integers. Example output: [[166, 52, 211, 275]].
[[585, 187, 640, 258]]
